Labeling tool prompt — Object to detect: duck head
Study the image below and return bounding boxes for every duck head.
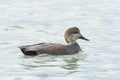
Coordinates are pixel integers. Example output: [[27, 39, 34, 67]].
[[64, 27, 89, 44]]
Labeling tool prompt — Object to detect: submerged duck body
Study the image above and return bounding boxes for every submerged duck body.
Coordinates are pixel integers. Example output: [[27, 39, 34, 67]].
[[19, 27, 89, 55]]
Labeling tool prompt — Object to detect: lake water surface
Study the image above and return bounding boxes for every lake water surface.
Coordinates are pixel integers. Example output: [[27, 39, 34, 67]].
[[0, 0, 120, 80]]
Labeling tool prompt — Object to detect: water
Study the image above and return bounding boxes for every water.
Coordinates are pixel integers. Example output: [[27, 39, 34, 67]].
[[0, 0, 120, 80]]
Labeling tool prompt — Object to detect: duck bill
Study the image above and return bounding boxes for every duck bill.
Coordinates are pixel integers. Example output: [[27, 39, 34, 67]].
[[79, 35, 89, 41]]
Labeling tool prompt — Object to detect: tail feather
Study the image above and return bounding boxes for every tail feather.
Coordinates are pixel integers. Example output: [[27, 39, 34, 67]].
[[24, 51, 38, 55], [19, 47, 37, 56]]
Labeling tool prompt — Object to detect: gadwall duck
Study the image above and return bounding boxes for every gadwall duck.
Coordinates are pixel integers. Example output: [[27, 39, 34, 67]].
[[19, 27, 89, 55]]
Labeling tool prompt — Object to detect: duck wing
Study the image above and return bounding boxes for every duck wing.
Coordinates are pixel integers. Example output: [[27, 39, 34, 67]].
[[19, 43, 67, 55]]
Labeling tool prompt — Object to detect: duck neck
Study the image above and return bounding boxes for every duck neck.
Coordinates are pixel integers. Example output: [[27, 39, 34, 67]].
[[66, 41, 81, 54], [67, 41, 80, 49], [67, 41, 77, 45]]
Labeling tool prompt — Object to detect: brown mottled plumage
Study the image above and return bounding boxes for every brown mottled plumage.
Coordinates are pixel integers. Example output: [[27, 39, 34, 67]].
[[19, 27, 89, 55]]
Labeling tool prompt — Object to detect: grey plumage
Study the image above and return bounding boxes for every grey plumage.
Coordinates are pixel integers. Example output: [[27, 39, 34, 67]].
[[19, 27, 89, 55]]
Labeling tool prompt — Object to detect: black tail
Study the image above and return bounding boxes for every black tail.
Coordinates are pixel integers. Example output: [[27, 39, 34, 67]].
[[24, 51, 38, 56], [20, 48, 37, 56]]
